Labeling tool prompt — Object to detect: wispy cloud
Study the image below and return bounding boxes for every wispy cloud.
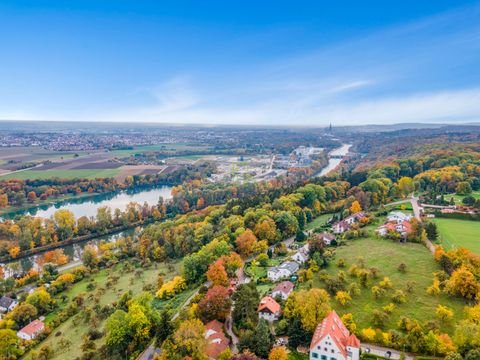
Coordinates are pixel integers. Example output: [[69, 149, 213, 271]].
[[3, 3, 480, 126]]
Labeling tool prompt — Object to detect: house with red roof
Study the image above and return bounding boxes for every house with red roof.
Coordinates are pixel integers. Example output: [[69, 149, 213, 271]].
[[310, 311, 360, 360], [17, 319, 45, 341], [271, 281, 295, 300], [204, 320, 230, 359], [257, 296, 281, 322]]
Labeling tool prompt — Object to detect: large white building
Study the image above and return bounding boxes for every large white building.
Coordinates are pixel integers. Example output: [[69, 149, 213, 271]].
[[267, 261, 299, 282], [310, 311, 360, 360]]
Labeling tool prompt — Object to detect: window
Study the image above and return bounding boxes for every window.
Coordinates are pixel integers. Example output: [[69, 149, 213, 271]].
[[331, 358, 337, 360], [321, 356, 327, 360], [312, 353, 318, 359], [331, 349, 334, 353]]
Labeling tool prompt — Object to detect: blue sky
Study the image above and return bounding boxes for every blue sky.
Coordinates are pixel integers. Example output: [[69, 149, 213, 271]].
[[1, 0, 479, 126]]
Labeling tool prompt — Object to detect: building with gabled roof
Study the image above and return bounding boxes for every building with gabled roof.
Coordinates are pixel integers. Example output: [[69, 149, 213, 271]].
[[271, 280, 295, 300], [267, 261, 299, 282], [257, 296, 281, 322], [0, 296, 18, 313], [310, 311, 360, 360], [17, 319, 45, 341], [204, 320, 230, 359]]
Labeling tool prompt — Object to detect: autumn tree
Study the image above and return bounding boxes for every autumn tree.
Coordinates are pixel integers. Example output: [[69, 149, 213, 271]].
[[284, 288, 331, 332], [254, 218, 278, 244], [5, 303, 38, 328], [160, 319, 207, 360], [398, 177, 414, 198], [436, 305, 454, 322], [197, 285, 232, 322], [349, 200, 362, 214], [268, 346, 288, 360], [26, 287, 55, 314], [0, 329, 22, 359], [207, 261, 229, 287], [445, 266, 480, 301], [236, 229, 258, 258], [53, 209, 76, 240]]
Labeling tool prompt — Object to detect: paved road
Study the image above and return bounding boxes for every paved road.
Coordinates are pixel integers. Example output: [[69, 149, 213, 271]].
[[385, 196, 421, 221], [363, 343, 413, 360]]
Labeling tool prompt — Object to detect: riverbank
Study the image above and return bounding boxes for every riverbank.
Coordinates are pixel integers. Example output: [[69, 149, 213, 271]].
[[0, 191, 101, 217], [0, 184, 174, 220], [313, 144, 352, 177]]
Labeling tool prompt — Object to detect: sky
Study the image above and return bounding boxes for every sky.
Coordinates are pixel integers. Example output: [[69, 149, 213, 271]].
[[1, 0, 480, 126]]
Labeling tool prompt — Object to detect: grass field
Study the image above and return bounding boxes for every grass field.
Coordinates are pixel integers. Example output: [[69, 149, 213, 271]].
[[434, 218, 480, 254], [111, 143, 212, 157], [0, 168, 120, 180], [309, 236, 466, 335], [30, 259, 188, 360], [306, 213, 334, 230], [446, 191, 480, 205]]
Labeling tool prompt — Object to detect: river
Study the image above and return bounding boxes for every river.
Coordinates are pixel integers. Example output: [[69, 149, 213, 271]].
[[315, 144, 352, 177], [1, 186, 173, 276]]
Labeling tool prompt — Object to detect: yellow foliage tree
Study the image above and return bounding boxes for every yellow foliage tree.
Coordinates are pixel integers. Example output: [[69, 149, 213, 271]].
[[350, 201, 362, 214], [268, 346, 288, 360]]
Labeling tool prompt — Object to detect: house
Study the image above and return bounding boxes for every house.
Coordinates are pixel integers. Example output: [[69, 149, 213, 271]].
[[332, 220, 349, 234], [0, 296, 18, 313], [377, 220, 412, 238], [204, 320, 230, 359], [315, 232, 336, 246], [332, 213, 365, 234], [17, 319, 45, 341], [310, 311, 360, 360], [272, 281, 295, 300], [257, 296, 281, 321], [387, 211, 412, 223], [267, 261, 300, 282], [292, 244, 310, 264]]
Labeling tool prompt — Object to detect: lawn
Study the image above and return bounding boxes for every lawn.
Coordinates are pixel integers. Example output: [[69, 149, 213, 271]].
[[384, 202, 413, 211], [306, 213, 335, 230], [446, 191, 480, 205], [308, 236, 467, 335], [29, 259, 186, 360], [0, 168, 120, 180], [434, 218, 480, 254]]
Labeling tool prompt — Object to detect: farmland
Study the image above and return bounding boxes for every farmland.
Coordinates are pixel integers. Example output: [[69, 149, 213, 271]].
[[434, 218, 480, 254], [0, 168, 121, 180], [309, 236, 467, 334]]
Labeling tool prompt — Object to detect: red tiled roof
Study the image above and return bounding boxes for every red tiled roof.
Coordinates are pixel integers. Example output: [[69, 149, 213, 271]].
[[310, 311, 360, 357], [272, 281, 294, 295], [19, 319, 45, 336], [347, 334, 361, 348], [257, 296, 281, 314], [205, 320, 229, 359]]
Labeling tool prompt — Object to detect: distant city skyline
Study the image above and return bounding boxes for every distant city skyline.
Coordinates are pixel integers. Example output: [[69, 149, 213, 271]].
[[1, 0, 479, 125]]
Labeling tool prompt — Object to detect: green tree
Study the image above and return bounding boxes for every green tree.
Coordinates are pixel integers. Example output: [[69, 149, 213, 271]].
[[0, 329, 22, 359], [232, 283, 260, 330]]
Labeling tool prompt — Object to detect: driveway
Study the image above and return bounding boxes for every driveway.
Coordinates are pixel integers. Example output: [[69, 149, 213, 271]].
[[362, 343, 413, 360]]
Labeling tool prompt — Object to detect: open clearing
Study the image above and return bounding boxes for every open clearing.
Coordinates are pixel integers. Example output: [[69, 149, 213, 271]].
[[31, 259, 191, 360], [305, 213, 334, 230], [434, 217, 480, 254], [310, 236, 466, 334]]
